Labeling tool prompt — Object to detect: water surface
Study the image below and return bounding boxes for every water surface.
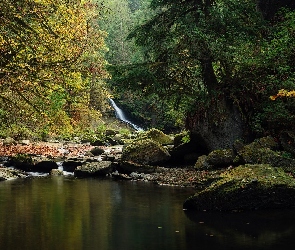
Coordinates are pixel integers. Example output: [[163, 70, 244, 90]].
[[1, 177, 295, 250]]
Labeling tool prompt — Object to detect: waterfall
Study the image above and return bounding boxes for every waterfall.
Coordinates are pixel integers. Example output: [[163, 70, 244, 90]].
[[109, 98, 143, 131]]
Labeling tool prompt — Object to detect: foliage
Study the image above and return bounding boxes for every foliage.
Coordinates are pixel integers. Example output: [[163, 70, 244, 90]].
[[0, 0, 111, 139], [111, 0, 295, 137]]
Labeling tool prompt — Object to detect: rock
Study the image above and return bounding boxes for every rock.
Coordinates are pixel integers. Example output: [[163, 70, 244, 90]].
[[84, 151, 94, 157], [105, 129, 118, 136], [90, 147, 105, 156], [173, 131, 190, 147], [7, 154, 34, 171], [206, 149, 235, 167], [119, 160, 156, 174], [194, 155, 210, 169], [279, 131, 295, 156], [121, 139, 170, 166], [194, 149, 235, 169], [112, 171, 132, 180], [0, 167, 28, 181], [74, 161, 113, 177], [143, 128, 174, 145], [236, 136, 278, 163], [101, 154, 116, 161], [3, 137, 16, 146], [63, 159, 84, 172], [50, 169, 64, 176], [7, 154, 58, 173], [90, 140, 105, 146], [235, 138, 295, 171], [169, 133, 207, 165], [183, 164, 295, 211], [19, 139, 30, 145], [34, 160, 58, 173]]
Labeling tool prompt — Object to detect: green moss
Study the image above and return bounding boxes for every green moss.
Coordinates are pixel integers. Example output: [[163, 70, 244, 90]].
[[184, 164, 295, 211], [141, 128, 173, 145], [121, 138, 170, 165]]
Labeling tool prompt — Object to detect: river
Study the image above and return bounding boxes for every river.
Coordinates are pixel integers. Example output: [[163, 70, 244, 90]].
[[1, 177, 295, 250]]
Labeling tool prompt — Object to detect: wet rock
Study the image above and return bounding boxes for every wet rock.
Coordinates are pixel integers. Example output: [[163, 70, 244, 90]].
[[6, 154, 34, 171], [34, 160, 58, 173], [63, 159, 84, 172], [184, 164, 295, 211], [119, 161, 156, 174], [112, 171, 132, 180], [50, 169, 64, 176], [74, 161, 113, 178], [0, 167, 28, 181]]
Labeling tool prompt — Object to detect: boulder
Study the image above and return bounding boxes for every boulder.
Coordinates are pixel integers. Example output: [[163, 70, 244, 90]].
[[19, 139, 30, 145], [7, 154, 58, 173], [206, 149, 235, 166], [195, 149, 236, 169], [90, 140, 105, 146], [119, 161, 156, 174], [184, 164, 295, 211], [235, 137, 295, 171], [279, 131, 295, 156], [90, 147, 105, 156], [0, 167, 28, 181], [34, 160, 58, 173], [50, 169, 64, 176], [105, 129, 118, 136], [74, 161, 113, 177], [3, 137, 16, 146], [235, 136, 279, 163], [7, 154, 34, 171], [121, 139, 170, 166], [143, 128, 173, 145], [62, 159, 84, 172]]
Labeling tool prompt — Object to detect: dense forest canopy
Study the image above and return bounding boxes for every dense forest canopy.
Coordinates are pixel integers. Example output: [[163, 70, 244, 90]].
[[108, 0, 295, 148], [1, 0, 295, 146]]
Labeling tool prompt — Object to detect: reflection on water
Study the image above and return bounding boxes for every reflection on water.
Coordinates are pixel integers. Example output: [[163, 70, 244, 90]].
[[1, 177, 295, 250]]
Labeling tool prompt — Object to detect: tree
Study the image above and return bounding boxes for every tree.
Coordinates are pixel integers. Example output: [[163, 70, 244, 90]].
[[114, 0, 295, 150], [0, 0, 109, 138]]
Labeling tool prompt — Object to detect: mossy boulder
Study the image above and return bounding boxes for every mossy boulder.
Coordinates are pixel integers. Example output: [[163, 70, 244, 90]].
[[195, 149, 235, 169], [143, 128, 173, 145], [120, 139, 170, 173], [235, 137, 295, 171], [279, 131, 295, 156], [184, 164, 295, 211], [235, 136, 278, 163]]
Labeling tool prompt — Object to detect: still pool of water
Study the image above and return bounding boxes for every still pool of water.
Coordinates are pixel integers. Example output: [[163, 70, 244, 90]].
[[1, 177, 295, 250]]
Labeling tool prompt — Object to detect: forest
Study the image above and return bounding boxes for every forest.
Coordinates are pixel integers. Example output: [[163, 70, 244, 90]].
[[1, 0, 295, 151]]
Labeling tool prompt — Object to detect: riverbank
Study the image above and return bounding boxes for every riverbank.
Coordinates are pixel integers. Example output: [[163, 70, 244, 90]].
[[0, 140, 225, 188]]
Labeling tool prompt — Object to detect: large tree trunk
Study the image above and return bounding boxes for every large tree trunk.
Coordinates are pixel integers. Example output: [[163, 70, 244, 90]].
[[186, 56, 248, 152], [186, 96, 247, 152]]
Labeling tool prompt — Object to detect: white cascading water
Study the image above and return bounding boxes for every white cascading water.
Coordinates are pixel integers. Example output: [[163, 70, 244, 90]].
[[109, 98, 143, 131]]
